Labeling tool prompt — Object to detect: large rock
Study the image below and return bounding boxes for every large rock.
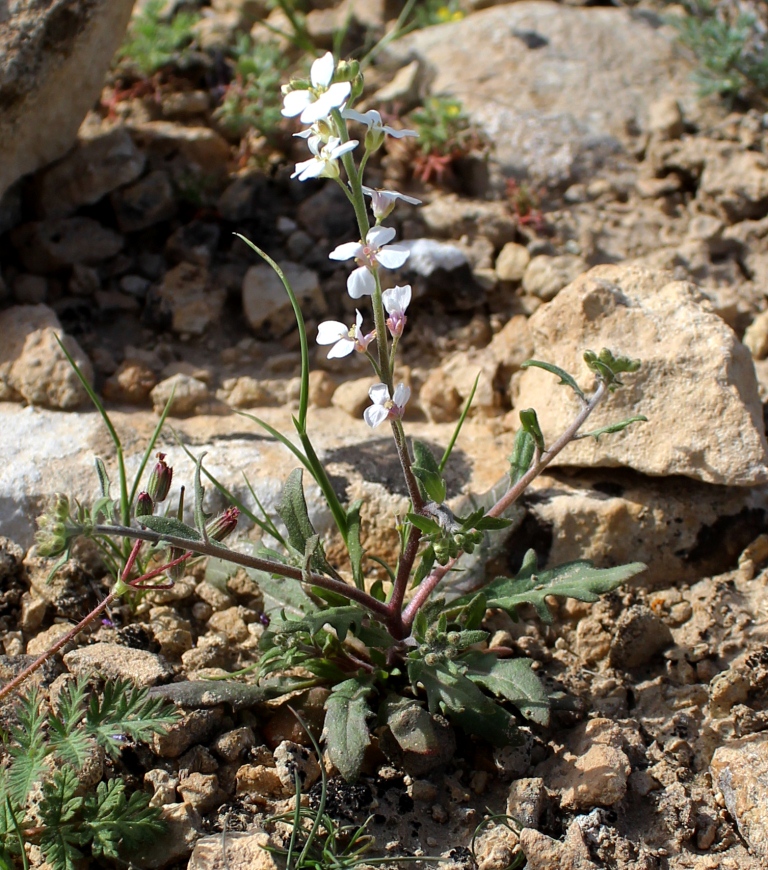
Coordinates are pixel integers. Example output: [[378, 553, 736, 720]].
[[514, 264, 768, 486], [0, 0, 136, 200], [711, 735, 768, 861], [385, 2, 696, 187], [0, 304, 93, 410]]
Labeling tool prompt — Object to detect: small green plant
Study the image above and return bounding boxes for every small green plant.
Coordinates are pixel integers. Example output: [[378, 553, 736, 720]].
[[115, 0, 200, 77], [408, 96, 488, 183], [0, 678, 179, 869], [670, 0, 768, 103], [214, 37, 289, 142], [15, 53, 648, 789]]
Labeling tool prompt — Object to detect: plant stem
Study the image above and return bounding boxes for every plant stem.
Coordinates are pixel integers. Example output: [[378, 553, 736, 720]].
[[401, 381, 609, 630], [91, 524, 391, 619]]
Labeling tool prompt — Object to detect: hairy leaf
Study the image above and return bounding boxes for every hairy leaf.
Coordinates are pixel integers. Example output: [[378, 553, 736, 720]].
[[463, 651, 550, 726], [383, 695, 445, 756], [521, 359, 586, 401], [323, 678, 373, 781], [518, 408, 545, 452], [38, 766, 86, 870], [7, 687, 48, 807], [578, 415, 648, 441], [273, 605, 369, 643], [485, 556, 646, 623], [139, 515, 201, 542], [346, 500, 365, 588], [509, 427, 536, 484], [412, 440, 447, 503], [276, 468, 333, 574], [408, 660, 518, 747]]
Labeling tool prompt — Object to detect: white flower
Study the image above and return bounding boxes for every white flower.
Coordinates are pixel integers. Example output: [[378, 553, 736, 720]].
[[364, 383, 411, 428], [362, 186, 422, 221], [291, 135, 358, 181], [343, 108, 418, 140], [282, 52, 352, 124], [316, 310, 375, 359], [382, 284, 412, 338], [329, 225, 410, 299]]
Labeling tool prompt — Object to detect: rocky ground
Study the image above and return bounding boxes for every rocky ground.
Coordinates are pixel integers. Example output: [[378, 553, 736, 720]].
[[3, 0, 768, 868]]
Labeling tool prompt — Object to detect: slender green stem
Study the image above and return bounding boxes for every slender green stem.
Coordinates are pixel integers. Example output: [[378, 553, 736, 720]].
[[370, 272, 392, 391], [390, 420, 421, 512]]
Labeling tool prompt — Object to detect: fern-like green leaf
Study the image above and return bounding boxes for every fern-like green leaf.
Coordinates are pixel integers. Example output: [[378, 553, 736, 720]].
[[7, 686, 49, 807], [85, 680, 180, 757], [84, 779, 165, 861], [48, 678, 91, 769], [38, 767, 87, 870]]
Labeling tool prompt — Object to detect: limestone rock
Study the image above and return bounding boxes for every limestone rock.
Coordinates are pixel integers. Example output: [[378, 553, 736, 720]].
[[495, 242, 530, 283], [111, 170, 177, 232], [711, 735, 768, 860], [242, 261, 325, 333], [151, 373, 210, 416], [385, 2, 696, 187], [519, 820, 599, 870], [0, 304, 93, 409], [522, 254, 588, 301], [514, 264, 768, 485], [158, 263, 225, 336], [188, 831, 282, 870], [419, 195, 516, 248], [36, 126, 145, 218], [0, 0, 136, 199], [699, 145, 768, 223], [102, 360, 157, 405], [744, 309, 768, 360], [128, 122, 231, 174], [608, 604, 673, 669], [64, 643, 173, 687]]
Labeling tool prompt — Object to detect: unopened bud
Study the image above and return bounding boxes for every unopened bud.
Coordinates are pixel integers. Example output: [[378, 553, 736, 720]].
[[147, 453, 173, 503], [35, 493, 73, 557], [206, 506, 240, 542], [135, 491, 154, 517]]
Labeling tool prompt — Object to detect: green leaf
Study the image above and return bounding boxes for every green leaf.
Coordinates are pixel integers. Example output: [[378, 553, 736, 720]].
[[273, 605, 368, 643], [323, 678, 373, 781], [411, 545, 435, 589], [383, 695, 445, 756], [463, 651, 550, 726], [38, 766, 86, 870], [346, 500, 365, 589], [276, 469, 331, 574], [509, 427, 536, 485], [439, 372, 480, 472], [7, 686, 49, 807], [519, 408, 545, 452], [521, 359, 586, 401], [95, 458, 111, 500], [84, 779, 165, 861], [408, 660, 518, 747], [138, 515, 201, 542], [473, 516, 513, 532], [412, 440, 447, 503], [486, 559, 647, 623], [193, 451, 209, 537], [578, 415, 648, 441], [583, 349, 641, 391], [406, 513, 442, 536], [85, 680, 179, 757], [48, 679, 91, 769]]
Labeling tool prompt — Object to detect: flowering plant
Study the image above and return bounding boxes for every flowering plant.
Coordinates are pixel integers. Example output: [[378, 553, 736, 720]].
[[15, 53, 648, 782]]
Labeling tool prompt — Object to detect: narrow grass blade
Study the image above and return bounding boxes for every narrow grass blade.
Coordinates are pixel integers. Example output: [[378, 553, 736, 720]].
[[439, 372, 479, 473]]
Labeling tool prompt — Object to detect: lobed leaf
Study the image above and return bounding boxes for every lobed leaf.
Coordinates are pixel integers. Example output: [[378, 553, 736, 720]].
[[463, 651, 550, 726], [521, 359, 586, 401]]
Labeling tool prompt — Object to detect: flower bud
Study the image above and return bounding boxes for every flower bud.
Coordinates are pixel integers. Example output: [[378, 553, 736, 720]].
[[35, 493, 73, 557], [206, 507, 240, 542], [424, 652, 440, 666], [135, 491, 154, 517], [364, 127, 386, 153], [147, 453, 173, 504]]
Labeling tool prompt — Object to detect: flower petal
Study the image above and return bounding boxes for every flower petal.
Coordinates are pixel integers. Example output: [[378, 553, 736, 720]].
[[384, 126, 419, 139], [297, 159, 325, 180], [330, 139, 358, 159], [316, 321, 348, 345], [364, 404, 389, 428], [291, 158, 316, 179], [282, 90, 312, 118], [311, 52, 335, 88], [383, 284, 412, 314], [347, 266, 376, 299], [375, 244, 410, 269], [393, 383, 411, 407], [368, 382, 391, 404], [367, 225, 396, 248], [301, 83, 351, 123], [327, 338, 355, 359], [329, 241, 363, 261]]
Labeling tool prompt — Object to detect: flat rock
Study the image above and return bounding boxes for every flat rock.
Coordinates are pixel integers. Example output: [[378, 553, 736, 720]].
[[711, 734, 768, 860], [64, 642, 173, 687], [0, 0, 136, 199], [11, 217, 123, 273], [514, 264, 768, 485], [385, 2, 696, 187], [242, 261, 325, 333]]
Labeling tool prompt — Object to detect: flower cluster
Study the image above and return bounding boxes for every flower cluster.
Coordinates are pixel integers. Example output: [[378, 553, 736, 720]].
[[282, 52, 422, 429]]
